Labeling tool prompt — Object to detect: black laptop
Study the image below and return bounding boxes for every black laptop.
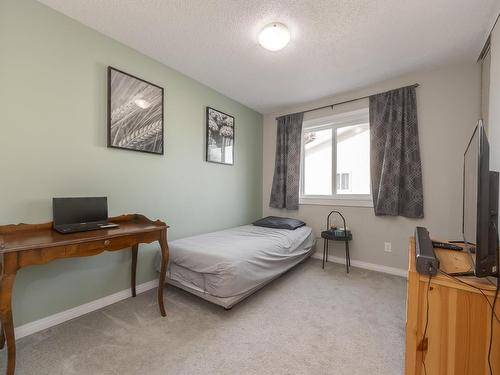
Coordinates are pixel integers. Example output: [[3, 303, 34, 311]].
[[53, 197, 118, 234]]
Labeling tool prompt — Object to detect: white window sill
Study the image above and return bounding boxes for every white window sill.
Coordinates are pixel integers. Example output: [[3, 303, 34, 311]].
[[299, 197, 374, 208]]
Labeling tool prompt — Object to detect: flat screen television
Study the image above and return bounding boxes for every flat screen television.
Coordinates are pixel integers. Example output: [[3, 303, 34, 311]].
[[462, 120, 499, 278]]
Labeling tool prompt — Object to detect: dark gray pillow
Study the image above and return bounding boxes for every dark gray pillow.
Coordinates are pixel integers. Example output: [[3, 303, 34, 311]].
[[252, 216, 306, 230]]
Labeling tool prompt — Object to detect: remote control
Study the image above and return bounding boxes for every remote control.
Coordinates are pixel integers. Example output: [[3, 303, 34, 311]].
[[432, 241, 463, 251]]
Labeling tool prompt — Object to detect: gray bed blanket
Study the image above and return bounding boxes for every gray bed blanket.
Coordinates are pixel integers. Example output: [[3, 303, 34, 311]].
[[158, 225, 314, 298]]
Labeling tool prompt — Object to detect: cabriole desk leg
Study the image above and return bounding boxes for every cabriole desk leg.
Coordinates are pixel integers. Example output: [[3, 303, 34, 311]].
[[0, 253, 18, 375], [131, 245, 138, 297], [157, 229, 169, 317]]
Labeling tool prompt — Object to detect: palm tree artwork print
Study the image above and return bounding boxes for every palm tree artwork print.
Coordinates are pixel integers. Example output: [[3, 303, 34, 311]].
[[206, 107, 234, 165], [108, 67, 164, 154]]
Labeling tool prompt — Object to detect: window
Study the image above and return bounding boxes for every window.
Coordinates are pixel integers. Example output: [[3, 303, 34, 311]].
[[336, 173, 350, 192], [300, 108, 372, 207]]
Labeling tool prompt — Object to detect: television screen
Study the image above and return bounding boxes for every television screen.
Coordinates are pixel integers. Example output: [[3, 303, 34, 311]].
[[462, 120, 499, 277], [463, 127, 479, 246]]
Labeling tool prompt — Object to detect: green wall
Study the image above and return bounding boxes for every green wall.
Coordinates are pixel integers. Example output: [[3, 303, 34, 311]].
[[0, 0, 263, 326]]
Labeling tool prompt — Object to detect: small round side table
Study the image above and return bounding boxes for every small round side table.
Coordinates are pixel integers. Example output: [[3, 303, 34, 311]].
[[321, 210, 352, 273]]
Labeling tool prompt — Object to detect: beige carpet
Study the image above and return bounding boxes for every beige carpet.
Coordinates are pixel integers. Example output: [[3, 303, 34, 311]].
[[2, 258, 407, 375]]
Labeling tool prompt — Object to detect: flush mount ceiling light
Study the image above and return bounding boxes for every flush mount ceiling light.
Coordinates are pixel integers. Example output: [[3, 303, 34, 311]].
[[258, 22, 290, 51]]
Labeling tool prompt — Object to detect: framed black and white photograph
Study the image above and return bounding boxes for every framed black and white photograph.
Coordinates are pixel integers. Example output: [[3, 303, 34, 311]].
[[206, 107, 234, 165], [107, 67, 164, 155]]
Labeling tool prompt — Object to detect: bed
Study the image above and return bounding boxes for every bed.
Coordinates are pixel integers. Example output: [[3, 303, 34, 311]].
[[156, 224, 315, 309]]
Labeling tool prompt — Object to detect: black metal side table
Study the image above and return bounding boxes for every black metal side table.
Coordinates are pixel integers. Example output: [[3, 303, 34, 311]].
[[321, 210, 352, 273]]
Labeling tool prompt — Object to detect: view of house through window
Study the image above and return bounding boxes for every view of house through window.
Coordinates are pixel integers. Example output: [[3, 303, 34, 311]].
[[336, 123, 370, 194], [336, 173, 350, 191], [301, 110, 371, 203]]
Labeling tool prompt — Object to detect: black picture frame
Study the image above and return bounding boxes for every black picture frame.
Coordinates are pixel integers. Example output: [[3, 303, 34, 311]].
[[107, 66, 164, 155], [206, 107, 235, 166]]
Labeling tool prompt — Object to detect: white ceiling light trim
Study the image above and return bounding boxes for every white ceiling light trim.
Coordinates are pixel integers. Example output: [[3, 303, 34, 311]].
[[258, 22, 290, 51]]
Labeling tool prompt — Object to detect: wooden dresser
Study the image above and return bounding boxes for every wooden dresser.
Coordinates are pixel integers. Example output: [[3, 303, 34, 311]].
[[405, 238, 499, 375]]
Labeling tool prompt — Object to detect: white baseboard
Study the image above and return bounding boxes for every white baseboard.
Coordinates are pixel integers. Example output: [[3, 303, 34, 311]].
[[15, 254, 406, 340], [311, 251, 407, 278], [15, 279, 158, 340]]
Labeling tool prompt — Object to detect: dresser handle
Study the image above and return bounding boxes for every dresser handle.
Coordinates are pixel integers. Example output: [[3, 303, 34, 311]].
[[104, 240, 110, 246]]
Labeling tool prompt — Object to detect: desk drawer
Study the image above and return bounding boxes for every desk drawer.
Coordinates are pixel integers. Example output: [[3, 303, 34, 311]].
[[16, 231, 162, 267], [64, 236, 139, 255]]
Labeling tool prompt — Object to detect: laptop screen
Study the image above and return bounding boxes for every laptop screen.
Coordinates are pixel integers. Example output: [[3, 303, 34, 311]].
[[53, 197, 108, 226]]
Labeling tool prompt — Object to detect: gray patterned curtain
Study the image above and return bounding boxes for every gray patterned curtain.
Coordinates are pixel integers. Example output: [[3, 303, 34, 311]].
[[369, 86, 424, 218], [269, 113, 304, 210]]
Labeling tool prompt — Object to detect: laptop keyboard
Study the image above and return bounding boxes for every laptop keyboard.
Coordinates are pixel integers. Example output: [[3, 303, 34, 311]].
[[56, 222, 106, 233]]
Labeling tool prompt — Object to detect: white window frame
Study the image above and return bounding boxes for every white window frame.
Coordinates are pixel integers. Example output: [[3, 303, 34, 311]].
[[299, 108, 373, 207]]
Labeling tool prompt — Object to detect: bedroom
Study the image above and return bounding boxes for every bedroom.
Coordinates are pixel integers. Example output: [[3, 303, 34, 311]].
[[0, 0, 499, 374]]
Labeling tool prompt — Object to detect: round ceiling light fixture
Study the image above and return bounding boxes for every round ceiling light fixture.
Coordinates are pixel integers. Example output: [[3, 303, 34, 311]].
[[258, 22, 290, 51]]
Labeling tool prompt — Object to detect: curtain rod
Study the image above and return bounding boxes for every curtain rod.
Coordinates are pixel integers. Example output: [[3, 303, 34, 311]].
[[275, 83, 419, 120]]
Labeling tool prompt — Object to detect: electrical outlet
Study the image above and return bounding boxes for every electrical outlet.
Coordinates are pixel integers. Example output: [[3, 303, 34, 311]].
[[384, 242, 392, 252]]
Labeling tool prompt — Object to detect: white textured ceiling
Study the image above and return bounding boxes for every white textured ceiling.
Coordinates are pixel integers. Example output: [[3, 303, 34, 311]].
[[37, 0, 500, 114]]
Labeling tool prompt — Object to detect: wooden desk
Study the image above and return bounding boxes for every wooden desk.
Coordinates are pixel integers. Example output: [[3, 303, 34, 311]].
[[0, 214, 169, 375], [405, 238, 499, 375]]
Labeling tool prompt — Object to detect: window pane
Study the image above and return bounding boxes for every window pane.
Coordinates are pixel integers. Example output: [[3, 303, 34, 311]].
[[336, 123, 370, 194], [304, 128, 332, 195]]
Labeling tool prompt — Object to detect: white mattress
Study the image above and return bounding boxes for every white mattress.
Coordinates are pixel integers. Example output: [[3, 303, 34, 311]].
[[157, 225, 314, 307]]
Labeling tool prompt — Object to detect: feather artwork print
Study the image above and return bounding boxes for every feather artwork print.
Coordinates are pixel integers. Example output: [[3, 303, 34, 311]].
[[108, 67, 164, 154]]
